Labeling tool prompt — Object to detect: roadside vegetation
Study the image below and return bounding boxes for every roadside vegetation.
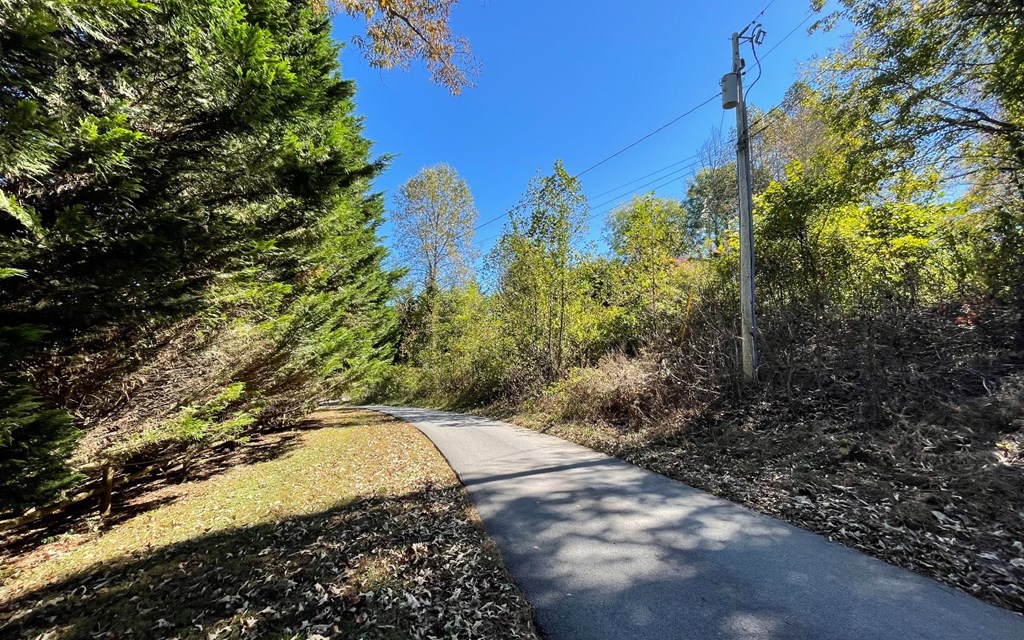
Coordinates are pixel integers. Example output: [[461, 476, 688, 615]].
[[366, 1, 1024, 614], [0, 409, 539, 639], [0, 1, 540, 635], [4, 0, 1024, 631], [0, 0, 483, 524]]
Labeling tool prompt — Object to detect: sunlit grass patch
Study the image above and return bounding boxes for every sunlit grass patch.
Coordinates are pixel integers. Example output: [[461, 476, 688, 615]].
[[0, 409, 538, 640]]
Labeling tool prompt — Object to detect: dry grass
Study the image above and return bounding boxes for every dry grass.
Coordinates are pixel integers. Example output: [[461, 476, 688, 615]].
[[0, 409, 539, 640]]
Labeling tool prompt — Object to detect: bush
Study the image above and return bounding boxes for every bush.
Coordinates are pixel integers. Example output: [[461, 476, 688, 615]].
[[0, 383, 81, 515], [0, 326, 80, 514], [536, 353, 672, 429]]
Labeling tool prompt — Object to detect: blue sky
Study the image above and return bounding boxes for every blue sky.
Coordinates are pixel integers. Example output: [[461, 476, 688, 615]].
[[330, 1, 844, 256]]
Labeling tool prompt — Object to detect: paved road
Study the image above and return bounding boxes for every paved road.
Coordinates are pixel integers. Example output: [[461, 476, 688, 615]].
[[363, 406, 1024, 640]]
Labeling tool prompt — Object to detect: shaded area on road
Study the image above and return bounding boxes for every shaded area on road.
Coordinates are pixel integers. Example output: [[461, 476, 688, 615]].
[[367, 405, 1024, 640]]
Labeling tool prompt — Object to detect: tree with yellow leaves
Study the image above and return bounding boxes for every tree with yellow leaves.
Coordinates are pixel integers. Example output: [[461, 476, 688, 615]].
[[333, 0, 475, 93]]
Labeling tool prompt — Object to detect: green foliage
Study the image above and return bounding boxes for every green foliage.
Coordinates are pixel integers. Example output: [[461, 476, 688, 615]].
[[377, 285, 514, 406], [817, 0, 1024, 164], [0, 382, 81, 514], [123, 383, 255, 457], [488, 160, 592, 381], [683, 164, 737, 253], [368, 4, 1024, 479], [0, 0, 397, 509], [606, 195, 692, 345], [0, 326, 81, 514], [391, 163, 477, 292], [817, 0, 1024, 326], [381, 71, 1023, 429], [756, 155, 979, 318]]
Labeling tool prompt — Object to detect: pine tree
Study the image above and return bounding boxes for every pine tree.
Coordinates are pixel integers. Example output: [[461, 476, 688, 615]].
[[0, 0, 398, 512]]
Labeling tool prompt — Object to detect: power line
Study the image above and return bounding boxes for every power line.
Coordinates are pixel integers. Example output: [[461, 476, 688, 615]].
[[748, 46, 857, 139], [570, 3, 809, 207], [472, 95, 718, 233], [748, 107, 784, 138], [570, 1, 782, 184], [586, 159, 703, 212], [744, 0, 776, 32], [758, 10, 815, 61], [587, 151, 704, 199], [744, 28, 767, 97], [572, 94, 719, 179], [738, 0, 782, 100], [581, 7, 823, 233], [476, 162, 703, 247], [576, 169, 699, 234], [738, 9, 819, 137], [473, 209, 514, 232], [743, 9, 816, 109], [468, 2, 806, 243]]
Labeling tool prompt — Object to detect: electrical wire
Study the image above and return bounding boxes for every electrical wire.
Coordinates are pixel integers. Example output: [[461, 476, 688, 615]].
[[748, 105, 784, 138], [582, 170, 696, 227], [745, 31, 765, 97], [738, 0, 777, 100], [748, 46, 856, 139], [468, 1, 811, 243], [471, 94, 717, 234], [472, 209, 516, 233], [744, 10, 815, 112], [758, 10, 815, 61], [572, 94, 719, 179], [588, 151, 704, 199], [743, 0, 776, 33], [477, 160, 704, 245], [573, 0, 782, 191], [586, 158, 705, 212]]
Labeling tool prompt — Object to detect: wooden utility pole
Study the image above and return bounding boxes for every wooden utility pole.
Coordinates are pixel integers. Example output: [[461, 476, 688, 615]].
[[722, 28, 759, 381]]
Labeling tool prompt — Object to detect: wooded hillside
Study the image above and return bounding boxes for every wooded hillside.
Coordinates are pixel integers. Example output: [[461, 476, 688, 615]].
[[369, 0, 1024, 613]]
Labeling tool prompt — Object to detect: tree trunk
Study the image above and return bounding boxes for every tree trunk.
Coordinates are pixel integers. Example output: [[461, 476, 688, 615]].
[[558, 273, 566, 373], [100, 463, 114, 518]]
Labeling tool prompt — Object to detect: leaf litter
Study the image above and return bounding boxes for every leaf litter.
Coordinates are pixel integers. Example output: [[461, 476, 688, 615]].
[[0, 409, 540, 639]]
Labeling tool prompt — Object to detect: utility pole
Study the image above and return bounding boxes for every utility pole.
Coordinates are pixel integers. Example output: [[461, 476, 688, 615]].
[[721, 26, 760, 382]]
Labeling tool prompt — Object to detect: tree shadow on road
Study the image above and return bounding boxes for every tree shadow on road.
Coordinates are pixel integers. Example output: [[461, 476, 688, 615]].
[[455, 440, 1022, 640]]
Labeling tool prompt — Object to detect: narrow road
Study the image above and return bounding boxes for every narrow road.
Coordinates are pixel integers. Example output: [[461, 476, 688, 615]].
[[364, 406, 1023, 640]]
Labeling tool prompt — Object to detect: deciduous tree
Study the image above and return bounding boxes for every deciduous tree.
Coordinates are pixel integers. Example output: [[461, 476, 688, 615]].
[[490, 161, 588, 378], [813, 0, 1024, 335], [391, 163, 478, 293], [334, 0, 475, 94], [608, 195, 689, 337]]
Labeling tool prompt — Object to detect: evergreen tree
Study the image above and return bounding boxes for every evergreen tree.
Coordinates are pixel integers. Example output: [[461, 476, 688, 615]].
[[0, 0, 397, 512]]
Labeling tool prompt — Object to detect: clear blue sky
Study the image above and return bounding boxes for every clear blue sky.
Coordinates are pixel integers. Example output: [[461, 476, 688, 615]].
[[330, 1, 843, 256]]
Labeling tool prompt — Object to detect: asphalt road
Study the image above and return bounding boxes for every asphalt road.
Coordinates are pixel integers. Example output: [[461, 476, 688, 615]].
[[363, 406, 1024, 640]]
